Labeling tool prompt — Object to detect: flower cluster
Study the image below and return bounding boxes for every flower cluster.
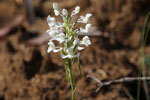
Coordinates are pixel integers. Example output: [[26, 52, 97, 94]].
[[47, 3, 92, 59]]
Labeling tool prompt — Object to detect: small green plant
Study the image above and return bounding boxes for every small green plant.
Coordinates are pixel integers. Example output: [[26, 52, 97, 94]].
[[137, 12, 150, 100], [47, 3, 92, 100]]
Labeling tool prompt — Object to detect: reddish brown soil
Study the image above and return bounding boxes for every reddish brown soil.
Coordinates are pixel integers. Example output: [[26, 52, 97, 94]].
[[0, 0, 150, 100]]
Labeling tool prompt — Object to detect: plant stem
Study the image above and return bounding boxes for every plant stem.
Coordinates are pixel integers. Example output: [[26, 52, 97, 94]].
[[68, 59, 75, 100], [63, 59, 75, 100]]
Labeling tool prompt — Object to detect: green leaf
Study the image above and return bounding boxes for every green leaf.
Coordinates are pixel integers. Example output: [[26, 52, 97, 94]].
[[137, 12, 150, 100]]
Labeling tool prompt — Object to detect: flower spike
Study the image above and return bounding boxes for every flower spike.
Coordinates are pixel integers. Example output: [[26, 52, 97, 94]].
[[47, 3, 92, 59], [47, 3, 92, 100]]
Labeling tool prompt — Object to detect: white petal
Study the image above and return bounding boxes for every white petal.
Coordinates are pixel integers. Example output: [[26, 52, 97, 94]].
[[78, 13, 92, 23], [75, 6, 80, 14], [47, 46, 53, 53], [80, 23, 91, 33], [77, 46, 84, 50], [77, 16, 86, 23], [47, 16, 56, 27], [61, 52, 71, 59], [47, 41, 55, 53], [85, 23, 92, 30], [54, 10, 60, 16], [48, 25, 62, 37], [80, 27, 87, 33], [61, 53, 70, 59], [53, 48, 62, 52], [86, 13, 92, 19], [61, 52, 80, 59], [65, 36, 72, 42], [67, 48, 74, 55], [54, 33, 65, 43], [73, 38, 79, 45], [47, 27, 58, 37], [71, 6, 80, 16], [48, 30, 55, 37], [47, 41, 62, 53]]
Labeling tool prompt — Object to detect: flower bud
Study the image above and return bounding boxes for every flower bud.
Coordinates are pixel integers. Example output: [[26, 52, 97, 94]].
[[53, 3, 59, 10], [62, 9, 68, 16], [75, 6, 80, 14]]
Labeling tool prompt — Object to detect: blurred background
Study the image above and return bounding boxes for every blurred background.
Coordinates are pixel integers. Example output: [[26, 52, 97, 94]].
[[0, 0, 150, 100]]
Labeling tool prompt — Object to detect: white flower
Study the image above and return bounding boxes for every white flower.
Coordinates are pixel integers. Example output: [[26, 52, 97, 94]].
[[71, 6, 80, 16], [80, 36, 91, 46], [47, 15, 56, 27], [73, 38, 84, 50], [47, 30, 55, 37], [47, 15, 64, 37], [78, 13, 92, 23], [80, 23, 92, 33], [53, 33, 65, 43], [61, 48, 80, 58], [54, 10, 60, 16], [47, 26, 61, 37], [62, 9, 68, 16], [47, 41, 62, 53]]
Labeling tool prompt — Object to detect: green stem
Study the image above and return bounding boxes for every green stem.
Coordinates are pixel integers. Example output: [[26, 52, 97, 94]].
[[137, 12, 150, 100], [70, 69, 75, 100], [68, 59, 75, 100], [63, 59, 75, 100]]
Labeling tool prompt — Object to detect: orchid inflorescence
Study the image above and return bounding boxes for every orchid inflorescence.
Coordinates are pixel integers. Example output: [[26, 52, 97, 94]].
[[47, 3, 92, 59], [47, 3, 92, 100]]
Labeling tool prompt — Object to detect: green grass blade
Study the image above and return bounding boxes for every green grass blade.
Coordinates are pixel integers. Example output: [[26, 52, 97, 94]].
[[137, 12, 150, 100]]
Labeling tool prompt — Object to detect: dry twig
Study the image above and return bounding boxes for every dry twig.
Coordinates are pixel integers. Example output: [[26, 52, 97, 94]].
[[0, 15, 24, 38], [87, 75, 150, 92]]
